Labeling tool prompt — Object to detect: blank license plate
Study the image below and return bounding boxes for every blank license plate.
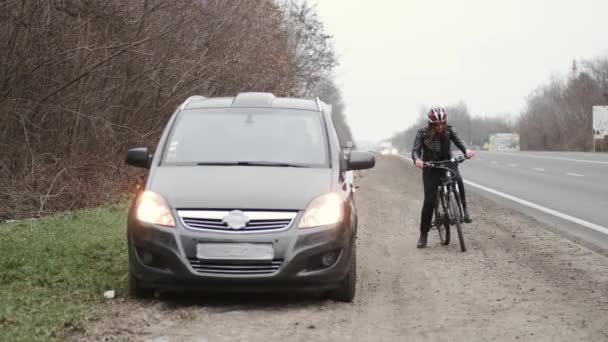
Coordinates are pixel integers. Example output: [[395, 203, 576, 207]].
[[196, 243, 274, 260]]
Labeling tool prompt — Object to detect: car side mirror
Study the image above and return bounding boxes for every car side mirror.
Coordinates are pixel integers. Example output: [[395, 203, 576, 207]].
[[126, 147, 151, 169], [347, 151, 375, 171]]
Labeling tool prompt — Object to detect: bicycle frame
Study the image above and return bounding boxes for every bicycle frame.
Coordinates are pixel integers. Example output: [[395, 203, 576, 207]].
[[431, 162, 464, 224], [425, 155, 468, 251], [425, 157, 465, 226]]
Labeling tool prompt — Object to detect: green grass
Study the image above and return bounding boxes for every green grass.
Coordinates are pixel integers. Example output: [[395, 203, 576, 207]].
[[0, 204, 129, 341]]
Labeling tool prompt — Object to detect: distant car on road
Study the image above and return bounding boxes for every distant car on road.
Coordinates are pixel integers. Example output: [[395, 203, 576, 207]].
[[380, 147, 399, 156], [125, 92, 375, 302], [377, 141, 398, 156]]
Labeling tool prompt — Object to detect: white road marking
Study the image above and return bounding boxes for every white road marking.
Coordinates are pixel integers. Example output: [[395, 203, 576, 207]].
[[495, 152, 608, 166], [463, 180, 608, 236], [567, 173, 584, 177], [508, 164, 518, 167], [533, 168, 545, 171], [399, 154, 608, 235]]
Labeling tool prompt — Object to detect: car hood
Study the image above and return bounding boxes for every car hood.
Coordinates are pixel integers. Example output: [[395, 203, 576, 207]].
[[149, 166, 333, 210]]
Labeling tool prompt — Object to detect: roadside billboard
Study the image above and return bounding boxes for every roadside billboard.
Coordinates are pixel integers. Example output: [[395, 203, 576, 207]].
[[593, 106, 608, 152], [488, 133, 520, 151]]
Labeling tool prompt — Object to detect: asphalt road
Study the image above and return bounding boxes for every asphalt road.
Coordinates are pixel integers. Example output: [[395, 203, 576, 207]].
[[457, 151, 608, 253]]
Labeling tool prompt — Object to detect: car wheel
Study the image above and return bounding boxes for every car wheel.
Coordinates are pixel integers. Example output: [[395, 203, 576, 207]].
[[128, 269, 153, 299], [329, 242, 356, 302]]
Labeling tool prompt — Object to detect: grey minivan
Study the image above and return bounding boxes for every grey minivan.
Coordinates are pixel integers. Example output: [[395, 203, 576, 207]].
[[125, 92, 375, 302]]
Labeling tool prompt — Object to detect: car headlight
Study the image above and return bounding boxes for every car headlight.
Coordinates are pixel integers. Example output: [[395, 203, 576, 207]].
[[136, 191, 175, 227], [299, 193, 344, 228]]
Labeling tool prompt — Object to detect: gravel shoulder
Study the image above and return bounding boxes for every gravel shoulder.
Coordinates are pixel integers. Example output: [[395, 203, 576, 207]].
[[73, 157, 608, 342]]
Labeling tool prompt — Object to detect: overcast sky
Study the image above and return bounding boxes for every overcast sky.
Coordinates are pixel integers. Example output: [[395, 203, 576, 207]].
[[311, 0, 608, 142]]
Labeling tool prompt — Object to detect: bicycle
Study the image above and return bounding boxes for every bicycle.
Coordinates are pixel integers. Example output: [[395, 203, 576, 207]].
[[425, 156, 467, 252]]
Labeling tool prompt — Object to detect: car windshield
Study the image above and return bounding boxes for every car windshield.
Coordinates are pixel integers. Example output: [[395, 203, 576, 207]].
[[162, 108, 329, 167]]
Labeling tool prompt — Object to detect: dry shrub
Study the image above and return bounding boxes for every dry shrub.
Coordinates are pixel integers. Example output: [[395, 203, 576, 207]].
[[0, 0, 337, 219]]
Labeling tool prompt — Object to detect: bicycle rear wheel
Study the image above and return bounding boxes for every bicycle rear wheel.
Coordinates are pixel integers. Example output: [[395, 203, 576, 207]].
[[435, 192, 450, 245], [449, 191, 466, 252]]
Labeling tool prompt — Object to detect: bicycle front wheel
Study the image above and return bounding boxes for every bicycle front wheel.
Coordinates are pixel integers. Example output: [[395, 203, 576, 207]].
[[449, 191, 466, 252], [435, 192, 450, 245]]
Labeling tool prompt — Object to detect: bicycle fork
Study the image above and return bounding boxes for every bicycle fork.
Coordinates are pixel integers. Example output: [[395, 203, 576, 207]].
[[439, 187, 449, 223], [451, 183, 465, 223]]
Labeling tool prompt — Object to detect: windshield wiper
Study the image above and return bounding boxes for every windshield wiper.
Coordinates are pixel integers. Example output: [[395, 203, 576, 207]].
[[195, 161, 309, 167], [236, 161, 309, 168], [195, 162, 239, 166]]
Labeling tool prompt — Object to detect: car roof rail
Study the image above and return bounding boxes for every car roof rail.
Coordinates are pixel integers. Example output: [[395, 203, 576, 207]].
[[180, 95, 206, 110], [315, 97, 323, 112]]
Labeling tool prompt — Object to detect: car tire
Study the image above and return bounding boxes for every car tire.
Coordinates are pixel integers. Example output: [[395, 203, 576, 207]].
[[128, 270, 153, 299], [329, 242, 356, 302]]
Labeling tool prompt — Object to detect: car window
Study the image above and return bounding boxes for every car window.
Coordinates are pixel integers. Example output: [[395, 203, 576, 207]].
[[162, 108, 329, 167]]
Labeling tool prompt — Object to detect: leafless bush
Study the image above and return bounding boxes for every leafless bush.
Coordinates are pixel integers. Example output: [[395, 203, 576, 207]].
[[0, 0, 338, 219]]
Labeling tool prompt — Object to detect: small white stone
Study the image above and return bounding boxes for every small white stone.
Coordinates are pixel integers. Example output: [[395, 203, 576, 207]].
[[103, 290, 115, 299]]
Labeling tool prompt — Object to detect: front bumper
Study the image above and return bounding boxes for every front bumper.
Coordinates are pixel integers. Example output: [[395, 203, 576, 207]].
[[127, 212, 355, 292]]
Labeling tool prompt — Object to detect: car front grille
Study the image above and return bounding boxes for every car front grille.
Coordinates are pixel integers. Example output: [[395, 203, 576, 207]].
[[187, 258, 283, 274], [177, 210, 297, 233]]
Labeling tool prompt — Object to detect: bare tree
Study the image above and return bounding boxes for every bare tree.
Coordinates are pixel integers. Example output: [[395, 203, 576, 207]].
[[390, 103, 514, 152], [0, 0, 338, 220], [311, 77, 354, 147], [518, 57, 608, 151]]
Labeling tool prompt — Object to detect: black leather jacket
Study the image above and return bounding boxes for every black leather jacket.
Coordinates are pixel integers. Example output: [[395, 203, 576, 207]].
[[411, 125, 468, 162]]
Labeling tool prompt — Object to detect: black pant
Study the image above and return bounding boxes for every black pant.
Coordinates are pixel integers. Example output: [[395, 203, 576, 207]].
[[420, 165, 467, 234]]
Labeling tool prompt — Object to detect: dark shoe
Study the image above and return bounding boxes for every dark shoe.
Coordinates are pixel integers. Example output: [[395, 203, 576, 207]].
[[463, 209, 472, 223], [417, 234, 428, 248]]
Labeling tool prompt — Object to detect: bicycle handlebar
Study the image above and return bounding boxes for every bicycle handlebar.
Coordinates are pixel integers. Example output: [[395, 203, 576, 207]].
[[423, 155, 467, 168]]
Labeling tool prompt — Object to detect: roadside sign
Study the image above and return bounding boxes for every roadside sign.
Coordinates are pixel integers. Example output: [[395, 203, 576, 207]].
[[592, 106, 608, 152]]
